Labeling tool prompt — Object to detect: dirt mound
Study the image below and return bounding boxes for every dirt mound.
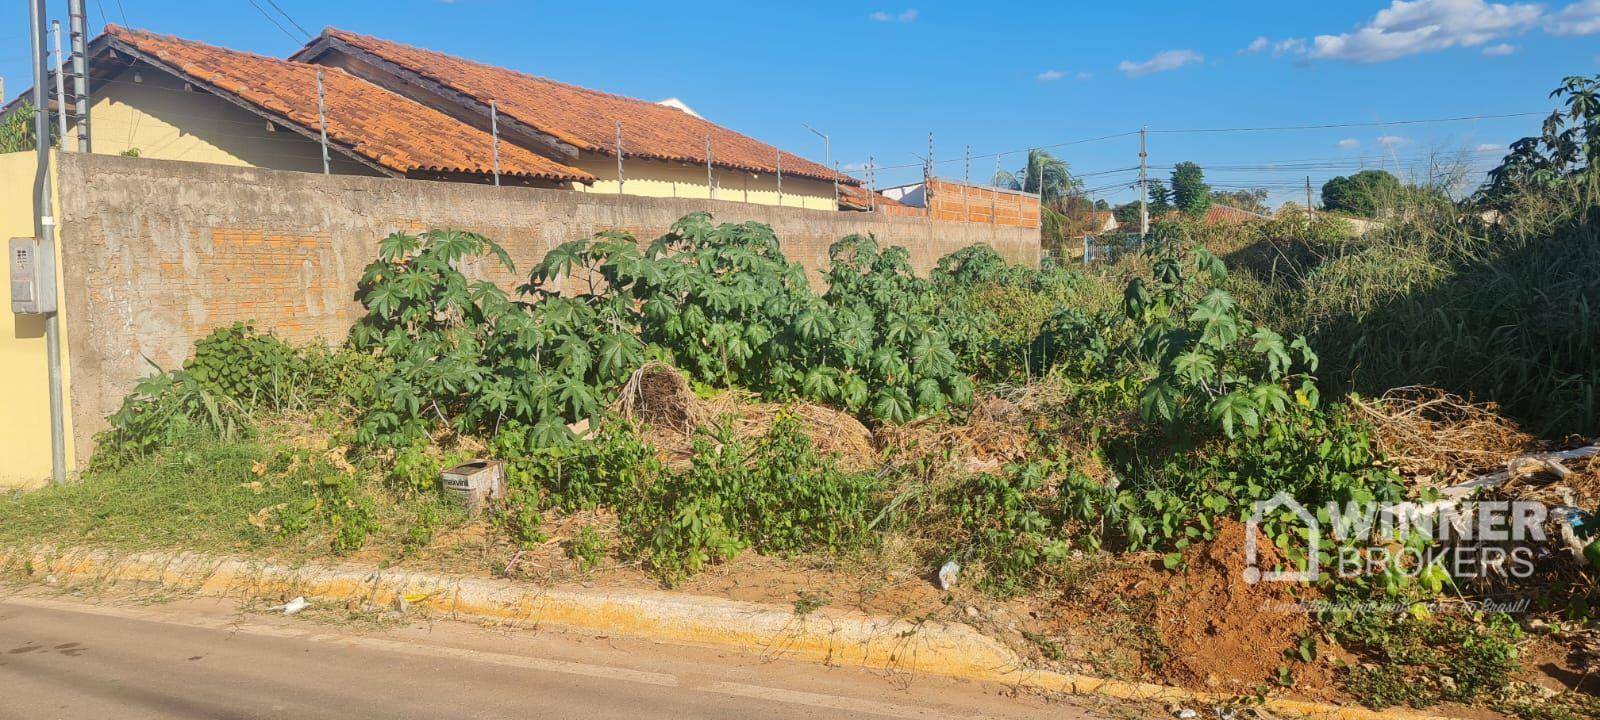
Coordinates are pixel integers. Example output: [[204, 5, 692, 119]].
[[1353, 386, 1539, 486], [1154, 520, 1315, 690], [612, 362, 877, 471]]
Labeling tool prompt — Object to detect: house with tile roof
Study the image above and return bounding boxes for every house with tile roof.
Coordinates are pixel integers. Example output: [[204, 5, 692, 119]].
[[290, 28, 859, 210], [2, 26, 591, 186]]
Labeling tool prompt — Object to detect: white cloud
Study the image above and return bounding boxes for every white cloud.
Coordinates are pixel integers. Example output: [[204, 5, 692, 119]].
[[1077, 70, 1093, 80], [1310, 0, 1543, 63], [1273, 38, 1308, 56], [872, 8, 918, 22], [1338, 138, 1361, 150], [1118, 49, 1205, 77], [1377, 135, 1410, 148], [1481, 42, 1518, 54], [1241, 36, 1270, 54], [1474, 143, 1504, 152], [1036, 69, 1066, 82], [1545, 0, 1600, 35]]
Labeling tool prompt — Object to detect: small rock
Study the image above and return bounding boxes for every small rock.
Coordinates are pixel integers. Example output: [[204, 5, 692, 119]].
[[1175, 709, 1198, 720], [937, 560, 960, 590], [964, 606, 979, 619]]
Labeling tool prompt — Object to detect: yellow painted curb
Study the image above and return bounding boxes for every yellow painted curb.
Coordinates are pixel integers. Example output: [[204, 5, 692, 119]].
[[1, 546, 1457, 720]]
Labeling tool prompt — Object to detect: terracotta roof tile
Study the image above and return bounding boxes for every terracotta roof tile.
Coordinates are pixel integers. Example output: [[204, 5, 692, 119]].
[[313, 29, 856, 185], [838, 183, 903, 211], [105, 26, 592, 183]]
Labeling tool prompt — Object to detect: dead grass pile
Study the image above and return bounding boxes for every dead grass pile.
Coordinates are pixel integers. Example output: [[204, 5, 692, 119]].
[[1352, 385, 1540, 486], [877, 395, 1031, 474], [611, 362, 877, 471]]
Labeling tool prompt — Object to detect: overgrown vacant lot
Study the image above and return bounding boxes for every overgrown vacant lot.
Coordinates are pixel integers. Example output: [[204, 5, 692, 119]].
[[6, 75, 1600, 720]]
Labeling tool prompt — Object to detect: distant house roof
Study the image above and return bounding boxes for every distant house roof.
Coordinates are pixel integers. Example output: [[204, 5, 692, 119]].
[[1118, 203, 1271, 232], [838, 182, 903, 211], [95, 26, 592, 183], [293, 29, 856, 185]]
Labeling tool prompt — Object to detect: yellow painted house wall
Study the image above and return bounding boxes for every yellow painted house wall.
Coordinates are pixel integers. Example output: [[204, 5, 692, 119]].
[[568, 152, 839, 211], [86, 62, 377, 175], [0, 151, 75, 490]]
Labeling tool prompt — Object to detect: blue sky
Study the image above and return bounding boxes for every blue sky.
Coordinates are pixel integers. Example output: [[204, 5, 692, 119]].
[[4, 0, 1598, 206]]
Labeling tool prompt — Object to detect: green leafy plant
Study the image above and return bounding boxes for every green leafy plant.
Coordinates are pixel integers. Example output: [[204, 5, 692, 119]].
[[1123, 223, 1320, 438], [566, 525, 606, 571]]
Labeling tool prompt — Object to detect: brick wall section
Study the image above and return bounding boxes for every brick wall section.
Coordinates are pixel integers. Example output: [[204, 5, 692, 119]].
[[55, 153, 1040, 457], [926, 179, 1039, 228]]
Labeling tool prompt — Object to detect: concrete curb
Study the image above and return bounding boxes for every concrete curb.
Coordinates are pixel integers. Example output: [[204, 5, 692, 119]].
[[1, 546, 1454, 720]]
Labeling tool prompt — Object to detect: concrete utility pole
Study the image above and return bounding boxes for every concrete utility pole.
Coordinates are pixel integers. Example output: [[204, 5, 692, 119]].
[[705, 136, 714, 200], [489, 99, 501, 187], [1138, 126, 1149, 237], [1305, 175, 1314, 230], [51, 20, 66, 151], [68, 0, 90, 152], [612, 120, 622, 194], [315, 70, 330, 175], [31, 0, 66, 485]]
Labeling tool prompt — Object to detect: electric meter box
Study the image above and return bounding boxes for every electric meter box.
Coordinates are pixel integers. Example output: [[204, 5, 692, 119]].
[[10, 237, 57, 315]]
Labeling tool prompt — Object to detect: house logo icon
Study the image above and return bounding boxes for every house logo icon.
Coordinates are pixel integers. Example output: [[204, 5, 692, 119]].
[[1244, 492, 1320, 584]]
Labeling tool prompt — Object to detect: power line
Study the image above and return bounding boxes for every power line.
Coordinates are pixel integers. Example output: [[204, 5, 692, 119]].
[[245, 0, 301, 43], [1148, 111, 1544, 135], [264, 0, 312, 39]]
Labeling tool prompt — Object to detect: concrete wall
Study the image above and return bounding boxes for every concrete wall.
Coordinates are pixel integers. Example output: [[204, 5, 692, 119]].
[[88, 60, 378, 176], [568, 152, 839, 211], [53, 153, 1038, 462], [0, 151, 78, 489]]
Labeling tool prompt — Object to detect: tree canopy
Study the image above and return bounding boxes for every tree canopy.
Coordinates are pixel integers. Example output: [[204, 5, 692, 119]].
[[1482, 73, 1599, 203], [0, 102, 36, 154], [1320, 170, 1402, 217], [1170, 162, 1210, 217]]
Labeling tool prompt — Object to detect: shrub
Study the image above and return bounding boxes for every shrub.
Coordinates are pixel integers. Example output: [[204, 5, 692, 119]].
[[621, 412, 880, 583]]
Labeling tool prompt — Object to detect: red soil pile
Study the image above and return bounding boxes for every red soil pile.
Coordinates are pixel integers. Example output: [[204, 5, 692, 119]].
[[1152, 519, 1316, 690]]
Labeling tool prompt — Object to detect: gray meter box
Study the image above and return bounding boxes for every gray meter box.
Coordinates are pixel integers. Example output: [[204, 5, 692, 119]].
[[10, 237, 57, 315]]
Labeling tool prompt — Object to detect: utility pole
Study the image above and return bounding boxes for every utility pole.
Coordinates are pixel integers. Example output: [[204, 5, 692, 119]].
[[963, 145, 970, 222], [705, 136, 714, 200], [866, 155, 875, 211], [68, 0, 90, 152], [31, 0, 66, 485], [801, 123, 833, 208], [1138, 126, 1149, 238], [612, 120, 623, 194], [51, 20, 66, 151], [1305, 175, 1314, 230], [489, 99, 501, 187], [314, 70, 329, 175]]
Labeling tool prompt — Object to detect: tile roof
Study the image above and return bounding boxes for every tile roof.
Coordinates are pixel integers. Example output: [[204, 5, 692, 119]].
[[104, 26, 592, 183], [838, 183, 903, 211], [307, 29, 857, 185]]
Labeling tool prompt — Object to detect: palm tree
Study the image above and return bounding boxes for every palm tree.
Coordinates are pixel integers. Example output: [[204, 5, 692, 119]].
[[991, 149, 1079, 205]]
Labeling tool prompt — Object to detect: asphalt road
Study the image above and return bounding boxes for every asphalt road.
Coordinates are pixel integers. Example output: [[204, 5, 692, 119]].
[[0, 592, 1136, 720]]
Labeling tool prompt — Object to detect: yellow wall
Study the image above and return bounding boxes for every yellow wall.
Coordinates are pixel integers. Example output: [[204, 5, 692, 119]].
[[86, 62, 376, 175], [568, 152, 839, 211], [0, 151, 75, 490]]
